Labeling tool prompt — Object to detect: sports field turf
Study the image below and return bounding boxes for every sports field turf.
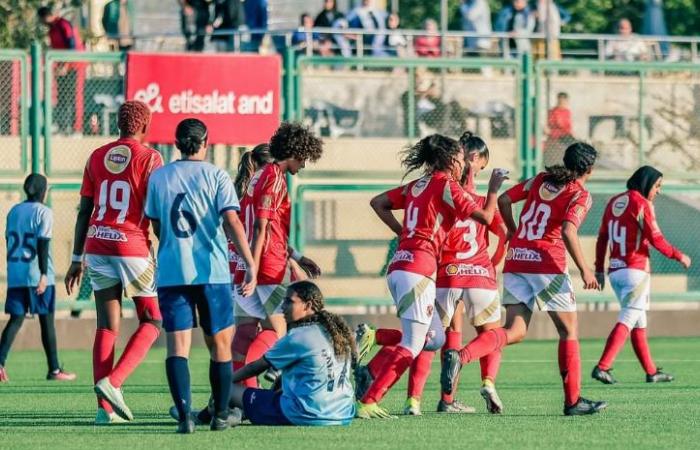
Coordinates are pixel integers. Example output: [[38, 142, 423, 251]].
[[1, 338, 698, 449]]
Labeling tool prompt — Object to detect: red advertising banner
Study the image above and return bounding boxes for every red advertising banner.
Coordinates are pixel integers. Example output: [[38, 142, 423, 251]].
[[126, 52, 281, 145]]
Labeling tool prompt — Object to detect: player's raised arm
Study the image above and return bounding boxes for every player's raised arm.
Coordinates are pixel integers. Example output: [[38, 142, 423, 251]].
[[468, 169, 508, 225]]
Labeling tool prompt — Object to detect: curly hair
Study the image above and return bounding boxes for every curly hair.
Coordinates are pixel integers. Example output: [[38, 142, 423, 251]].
[[269, 122, 323, 163], [175, 118, 208, 156], [287, 281, 357, 363], [234, 143, 272, 197], [118, 100, 152, 137], [545, 142, 597, 185], [401, 134, 462, 180]]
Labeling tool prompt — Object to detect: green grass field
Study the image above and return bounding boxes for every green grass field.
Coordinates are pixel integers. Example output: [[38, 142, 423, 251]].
[[1, 338, 699, 449]]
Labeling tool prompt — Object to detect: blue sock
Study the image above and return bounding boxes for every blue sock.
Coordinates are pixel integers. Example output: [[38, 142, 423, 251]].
[[166, 356, 191, 422], [209, 360, 233, 416]]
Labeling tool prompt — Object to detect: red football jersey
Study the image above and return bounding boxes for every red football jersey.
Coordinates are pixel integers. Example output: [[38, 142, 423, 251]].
[[234, 163, 290, 285], [80, 138, 162, 257], [437, 194, 506, 289], [503, 172, 592, 274], [385, 172, 479, 278], [595, 190, 682, 274]]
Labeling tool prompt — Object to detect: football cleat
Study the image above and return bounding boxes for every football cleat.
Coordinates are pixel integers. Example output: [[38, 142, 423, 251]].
[[563, 397, 608, 416], [176, 417, 196, 434], [0, 366, 9, 382], [403, 397, 422, 416], [647, 368, 674, 383], [480, 380, 503, 414], [436, 399, 476, 414], [264, 367, 281, 384], [354, 364, 374, 400], [591, 366, 617, 385], [47, 368, 77, 381], [94, 407, 127, 425], [355, 402, 396, 419], [210, 410, 241, 431], [95, 377, 133, 421], [354, 323, 376, 365], [440, 349, 462, 395]]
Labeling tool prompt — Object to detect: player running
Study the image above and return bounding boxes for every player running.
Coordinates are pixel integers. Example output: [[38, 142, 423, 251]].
[[65, 101, 162, 424], [232, 123, 322, 388], [0, 175, 76, 383], [356, 134, 507, 419], [145, 118, 256, 434], [443, 142, 607, 416], [592, 165, 691, 384], [216, 281, 355, 426]]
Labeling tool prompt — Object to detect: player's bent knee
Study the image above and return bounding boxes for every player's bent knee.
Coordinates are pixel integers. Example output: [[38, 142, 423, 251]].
[[424, 328, 446, 351], [232, 323, 258, 355]]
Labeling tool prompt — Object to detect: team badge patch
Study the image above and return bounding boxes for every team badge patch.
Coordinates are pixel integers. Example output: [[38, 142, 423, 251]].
[[539, 182, 563, 201], [104, 145, 132, 174], [411, 177, 429, 197], [612, 194, 629, 217]]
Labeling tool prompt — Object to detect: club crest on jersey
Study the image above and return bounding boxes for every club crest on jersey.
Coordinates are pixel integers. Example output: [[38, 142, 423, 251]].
[[104, 145, 132, 174], [411, 177, 429, 197], [87, 225, 127, 242], [506, 247, 542, 262], [445, 263, 489, 277], [426, 304, 434, 317], [539, 182, 563, 201], [612, 194, 629, 217], [390, 250, 414, 265]]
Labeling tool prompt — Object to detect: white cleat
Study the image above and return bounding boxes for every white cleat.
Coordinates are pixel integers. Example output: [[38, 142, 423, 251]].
[[480, 380, 503, 414], [95, 377, 134, 421], [94, 407, 128, 425]]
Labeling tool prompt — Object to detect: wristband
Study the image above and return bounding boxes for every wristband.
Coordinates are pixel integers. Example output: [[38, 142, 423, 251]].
[[71, 253, 84, 263], [290, 249, 303, 262]]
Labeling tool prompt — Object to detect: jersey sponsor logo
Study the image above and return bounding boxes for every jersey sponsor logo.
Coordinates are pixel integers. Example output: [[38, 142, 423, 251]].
[[87, 225, 128, 242], [612, 194, 629, 217], [539, 182, 563, 201], [390, 250, 414, 265], [445, 263, 489, 277], [506, 247, 542, 262], [411, 177, 429, 198], [103, 145, 132, 174], [609, 258, 627, 269]]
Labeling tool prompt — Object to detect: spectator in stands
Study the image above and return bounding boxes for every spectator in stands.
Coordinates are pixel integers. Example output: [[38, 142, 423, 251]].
[[495, 0, 535, 58], [534, 0, 561, 60], [458, 0, 492, 57], [543, 92, 574, 166], [385, 13, 408, 57], [414, 18, 441, 57], [314, 0, 344, 29], [402, 70, 465, 137], [605, 18, 650, 61], [346, 0, 388, 56], [179, 0, 211, 52], [38, 6, 85, 136], [102, 0, 134, 51], [211, 0, 243, 52], [293, 14, 320, 51], [244, 0, 268, 53]]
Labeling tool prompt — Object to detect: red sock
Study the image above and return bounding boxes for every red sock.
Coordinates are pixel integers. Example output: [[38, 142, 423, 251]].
[[233, 360, 257, 387], [458, 328, 507, 364], [232, 323, 260, 387], [362, 346, 413, 404], [441, 330, 461, 403], [558, 339, 581, 407], [109, 323, 159, 387], [480, 350, 502, 383], [246, 329, 277, 363], [597, 322, 630, 371], [367, 345, 396, 378], [407, 350, 435, 399], [631, 328, 657, 375], [376, 328, 402, 346], [93, 328, 116, 412]]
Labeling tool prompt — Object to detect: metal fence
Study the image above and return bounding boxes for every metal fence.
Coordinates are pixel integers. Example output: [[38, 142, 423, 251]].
[[0, 51, 29, 177]]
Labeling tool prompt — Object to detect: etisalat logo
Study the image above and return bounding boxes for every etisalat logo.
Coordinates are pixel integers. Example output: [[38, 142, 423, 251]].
[[133, 83, 274, 115]]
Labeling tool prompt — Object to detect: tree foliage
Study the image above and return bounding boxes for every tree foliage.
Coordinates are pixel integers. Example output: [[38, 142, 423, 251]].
[[0, 0, 47, 49]]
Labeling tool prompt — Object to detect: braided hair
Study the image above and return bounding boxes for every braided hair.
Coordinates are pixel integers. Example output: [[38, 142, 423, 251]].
[[544, 142, 597, 186], [234, 143, 273, 197], [287, 281, 357, 363], [401, 134, 462, 180]]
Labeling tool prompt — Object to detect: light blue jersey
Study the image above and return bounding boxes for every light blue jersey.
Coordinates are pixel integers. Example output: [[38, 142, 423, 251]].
[[264, 323, 355, 426], [145, 160, 239, 287], [5, 202, 55, 287]]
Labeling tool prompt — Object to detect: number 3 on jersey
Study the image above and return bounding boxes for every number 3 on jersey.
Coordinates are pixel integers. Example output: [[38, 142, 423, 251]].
[[518, 202, 551, 241], [455, 219, 478, 259]]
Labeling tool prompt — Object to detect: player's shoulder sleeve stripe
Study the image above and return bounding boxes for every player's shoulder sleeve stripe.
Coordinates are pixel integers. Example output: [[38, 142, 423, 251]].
[[442, 180, 456, 209]]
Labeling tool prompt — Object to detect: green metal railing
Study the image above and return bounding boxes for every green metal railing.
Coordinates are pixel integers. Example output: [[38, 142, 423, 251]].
[[0, 50, 29, 176]]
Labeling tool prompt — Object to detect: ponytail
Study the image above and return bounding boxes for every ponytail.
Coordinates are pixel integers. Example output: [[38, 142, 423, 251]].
[[545, 142, 597, 186], [401, 134, 461, 180], [234, 143, 272, 197]]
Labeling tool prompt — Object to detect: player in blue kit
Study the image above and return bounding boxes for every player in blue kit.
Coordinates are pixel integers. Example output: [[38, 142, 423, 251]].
[[0, 174, 76, 382], [223, 281, 355, 426], [145, 118, 257, 434]]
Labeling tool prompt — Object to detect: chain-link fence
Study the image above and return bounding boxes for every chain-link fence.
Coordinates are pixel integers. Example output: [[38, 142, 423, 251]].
[[0, 51, 29, 176], [535, 61, 700, 179], [295, 56, 524, 180]]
